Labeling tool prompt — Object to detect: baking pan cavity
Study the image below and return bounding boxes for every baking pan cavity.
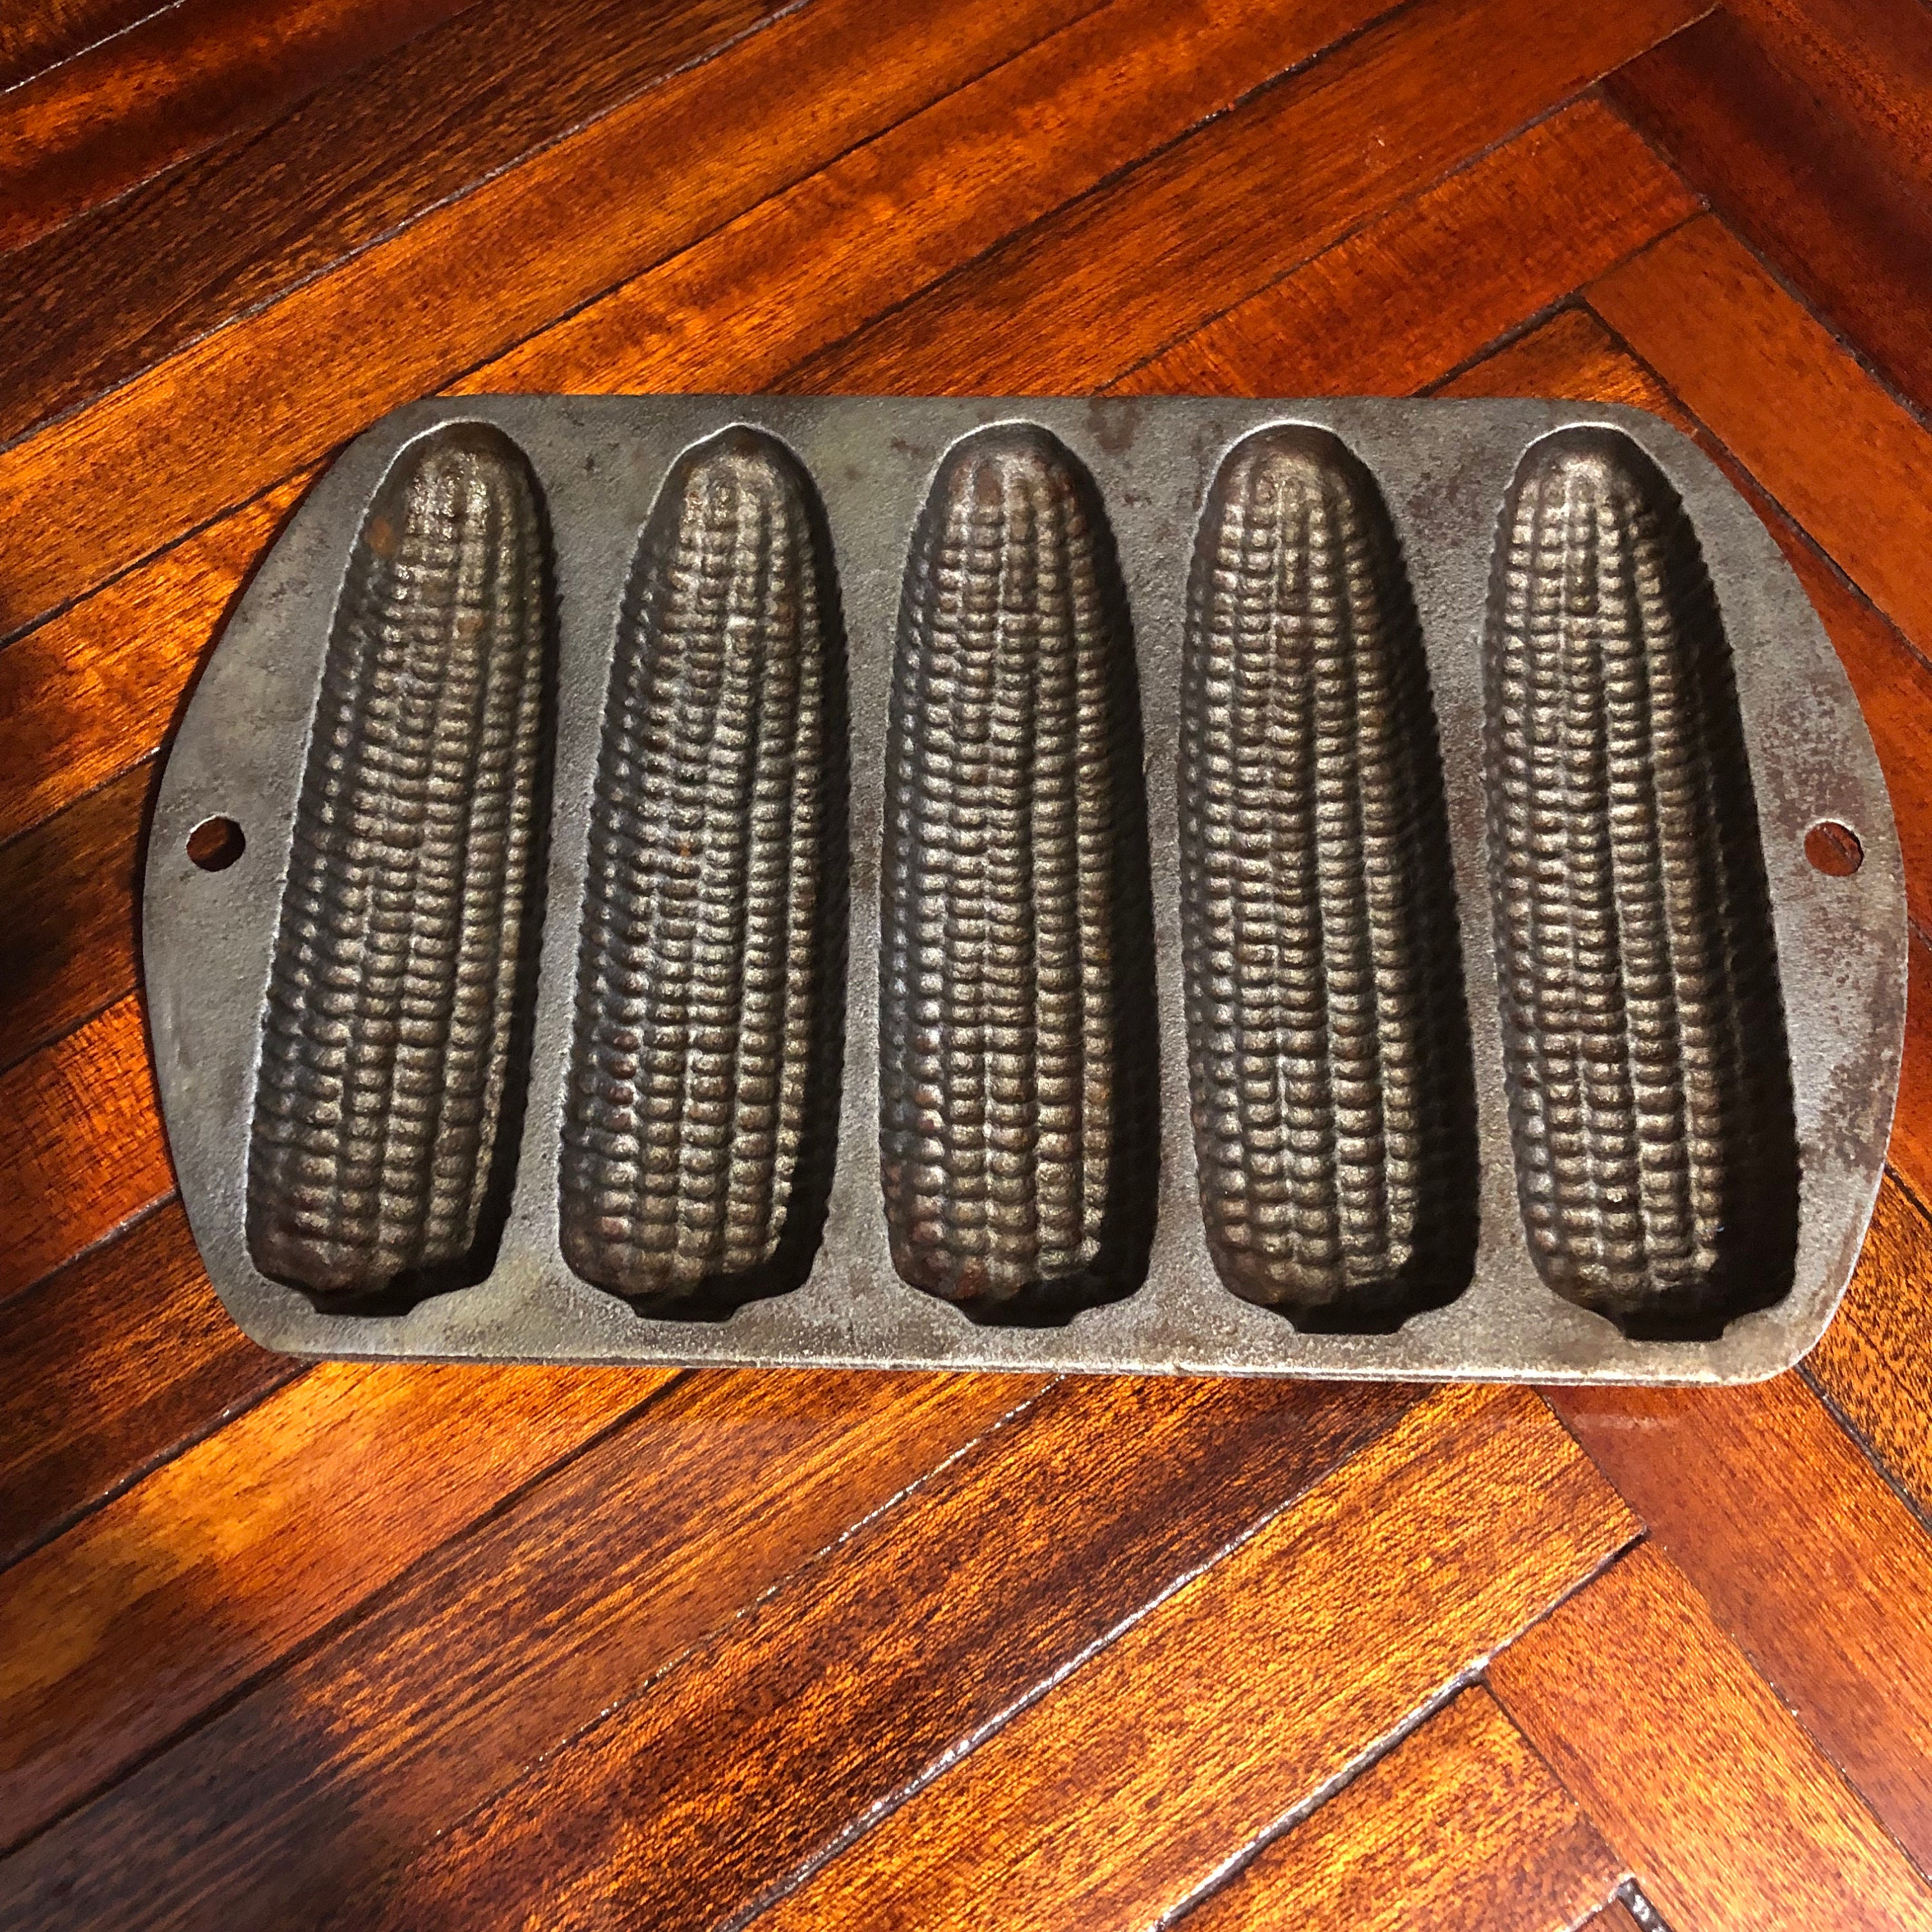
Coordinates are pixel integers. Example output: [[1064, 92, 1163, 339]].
[[1481, 428, 1796, 1341], [245, 422, 554, 1309], [880, 425, 1157, 1325], [144, 395, 1906, 1383], [559, 427, 847, 1320], [1179, 425, 1475, 1333]]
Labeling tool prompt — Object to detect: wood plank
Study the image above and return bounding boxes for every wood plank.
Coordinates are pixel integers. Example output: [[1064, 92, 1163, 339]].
[[1587, 215, 1932, 663], [0, 0, 155, 89], [0, 480, 302, 848], [0, 0, 1149, 639], [0, 1375, 1410, 1931], [0, 998, 172, 1304], [1605, 12, 1932, 413], [529, 1388, 1639, 1932], [788, 0, 1706, 395], [0, 761, 146, 1070], [0, 1355, 671, 1851], [467, 0, 1402, 401], [0, 0, 484, 254], [1728, 0, 1932, 192], [0, 0, 785, 446], [1544, 1372, 1932, 1874], [0, 1200, 299, 1571], [1430, 299, 1670, 407], [1113, 98, 1698, 399], [1177, 1687, 1622, 1932], [1489, 1544, 1932, 1929], [1811, 1175, 1932, 1519], [1893, 936, 1932, 1209], [1578, 1902, 1643, 1932]]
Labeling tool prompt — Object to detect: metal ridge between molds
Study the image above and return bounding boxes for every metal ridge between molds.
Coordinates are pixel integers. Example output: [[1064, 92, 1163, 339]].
[[143, 395, 1907, 1383]]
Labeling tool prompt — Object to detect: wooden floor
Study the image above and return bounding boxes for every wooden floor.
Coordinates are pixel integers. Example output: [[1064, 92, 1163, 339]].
[[3, 1, 1932, 1924]]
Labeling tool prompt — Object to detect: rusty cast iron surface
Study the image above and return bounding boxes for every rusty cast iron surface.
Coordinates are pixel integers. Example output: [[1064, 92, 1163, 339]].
[[144, 395, 1906, 1381]]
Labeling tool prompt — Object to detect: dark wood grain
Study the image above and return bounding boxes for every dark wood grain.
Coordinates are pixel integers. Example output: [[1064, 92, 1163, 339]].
[[1544, 1372, 1932, 1874], [1587, 214, 1932, 662], [0, 999, 172, 1303], [0, 0, 485, 254], [1607, 10, 1932, 413], [0, 1368, 1044, 1929], [710, 1391, 1634, 1931], [316, 1378, 1421, 1932], [0, 480, 301, 848], [1894, 938, 1932, 1209], [1810, 1176, 1932, 1519], [1729, 0, 1932, 195], [0, 1202, 299, 1571], [0, 0, 786, 444], [0, 761, 146, 1070], [0, 1359, 668, 1850], [1578, 1903, 1645, 1932], [1490, 1546, 1932, 1929], [1179, 1687, 1622, 1931], [0, 0, 1103, 639], [462, 0, 1401, 402], [0, 0, 158, 89], [1115, 98, 1696, 399], [789, 0, 1707, 394]]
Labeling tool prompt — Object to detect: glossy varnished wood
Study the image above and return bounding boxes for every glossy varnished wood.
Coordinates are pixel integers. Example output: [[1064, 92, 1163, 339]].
[[1490, 1546, 1932, 1926], [325, 1379, 1425, 1929], [1179, 1689, 1623, 1931], [0, 0, 486, 254], [791, 0, 1704, 393], [1546, 1372, 1932, 1868], [0, 1369, 1045, 1926], [1812, 1176, 1932, 1518], [1607, 8, 1932, 412], [0, 999, 171, 1302], [1589, 216, 1932, 659], [1117, 100, 1696, 400], [0, 1358, 663, 1846], [724, 1392, 1634, 1931], [0, 1204, 300, 1570], [4, 0, 1932, 1920]]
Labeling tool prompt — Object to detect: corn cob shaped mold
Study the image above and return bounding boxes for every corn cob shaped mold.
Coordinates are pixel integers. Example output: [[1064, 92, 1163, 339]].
[[879, 424, 1157, 1321], [1179, 424, 1475, 1329], [1483, 426, 1796, 1337], [247, 423, 554, 1302], [560, 427, 846, 1314]]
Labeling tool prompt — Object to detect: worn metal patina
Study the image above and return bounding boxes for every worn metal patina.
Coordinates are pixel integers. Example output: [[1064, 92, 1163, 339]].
[[144, 396, 1905, 1381]]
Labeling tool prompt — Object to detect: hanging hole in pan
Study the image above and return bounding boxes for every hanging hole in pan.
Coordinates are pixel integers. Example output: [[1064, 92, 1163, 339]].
[[187, 816, 245, 871], [1805, 820, 1864, 877]]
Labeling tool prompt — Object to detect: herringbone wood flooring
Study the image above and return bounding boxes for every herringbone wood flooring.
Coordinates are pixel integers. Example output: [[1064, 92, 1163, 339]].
[[3, 1, 1932, 1922]]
